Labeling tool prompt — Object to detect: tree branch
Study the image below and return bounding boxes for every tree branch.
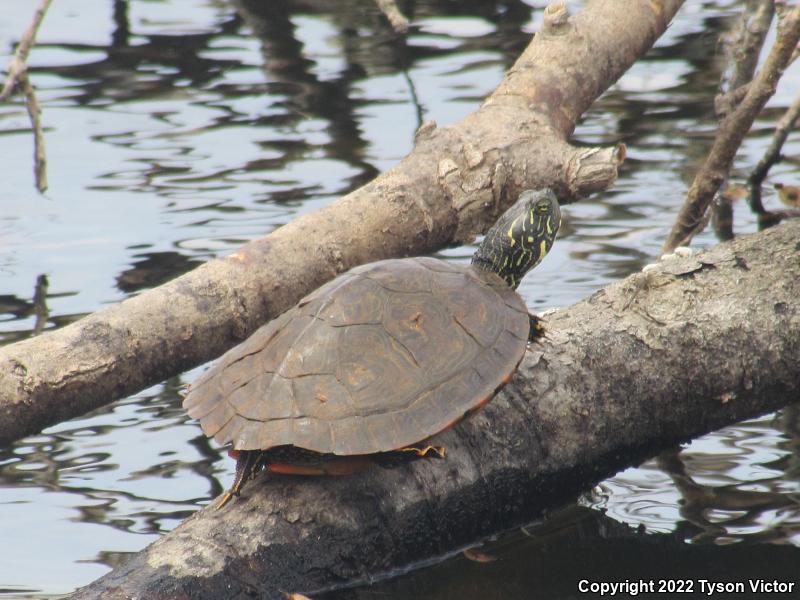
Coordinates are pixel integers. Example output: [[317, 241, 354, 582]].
[[0, 0, 52, 99], [374, 0, 409, 34], [662, 6, 800, 254], [0, 0, 682, 448], [1, 0, 52, 192]]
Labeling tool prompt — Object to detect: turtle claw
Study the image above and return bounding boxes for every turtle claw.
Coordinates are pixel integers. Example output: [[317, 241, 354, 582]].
[[215, 490, 236, 510], [400, 445, 446, 459], [215, 449, 264, 510]]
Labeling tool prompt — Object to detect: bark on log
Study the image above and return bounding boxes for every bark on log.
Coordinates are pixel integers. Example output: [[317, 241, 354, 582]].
[[0, 0, 679, 447], [69, 220, 800, 600]]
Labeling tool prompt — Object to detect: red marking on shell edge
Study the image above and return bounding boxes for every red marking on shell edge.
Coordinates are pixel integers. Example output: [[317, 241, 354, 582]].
[[227, 449, 240, 459], [439, 358, 522, 433], [266, 463, 316, 475]]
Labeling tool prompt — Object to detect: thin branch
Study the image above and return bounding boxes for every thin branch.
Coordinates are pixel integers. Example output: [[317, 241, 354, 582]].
[[730, 0, 775, 85], [0, 0, 52, 100], [709, 2, 773, 243], [374, 0, 409, 34], [748, 89, 800, 196], [662, 7, 800, 254], [18, 69, 48, 192], [1, 0, 52, 192], [714, 0, 774, 120]]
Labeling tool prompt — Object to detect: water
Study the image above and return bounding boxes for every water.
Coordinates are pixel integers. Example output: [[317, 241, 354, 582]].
[[1, 0, 799, 597]]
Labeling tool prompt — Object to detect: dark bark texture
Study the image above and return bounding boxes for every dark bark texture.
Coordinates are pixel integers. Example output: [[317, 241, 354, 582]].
[[0, 0, 683, 447], [69, 220, 800, 600]]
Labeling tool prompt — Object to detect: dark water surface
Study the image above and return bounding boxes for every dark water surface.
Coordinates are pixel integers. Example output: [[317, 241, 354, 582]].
[[1, 1, 798, 597]]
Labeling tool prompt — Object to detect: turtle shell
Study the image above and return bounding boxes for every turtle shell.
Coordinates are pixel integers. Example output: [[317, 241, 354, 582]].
[[183, 256, 530, 456]]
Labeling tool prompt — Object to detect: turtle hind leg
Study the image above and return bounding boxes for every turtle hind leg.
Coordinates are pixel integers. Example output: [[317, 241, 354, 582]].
[[374, 445, 446, 469], [216, 450, 264, 510], [528, 313, 546, 343]]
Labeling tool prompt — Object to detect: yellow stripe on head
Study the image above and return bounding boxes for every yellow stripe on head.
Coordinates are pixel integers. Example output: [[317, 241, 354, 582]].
[[507, 217, 518, 242]]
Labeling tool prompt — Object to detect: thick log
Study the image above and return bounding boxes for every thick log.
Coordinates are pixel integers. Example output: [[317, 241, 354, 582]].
[[69, 220, 800, 599], [0, 0, 684, 447]]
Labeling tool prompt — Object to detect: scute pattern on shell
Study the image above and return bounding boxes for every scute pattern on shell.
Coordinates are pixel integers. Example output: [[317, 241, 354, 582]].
[[183, 257, 529, 455]]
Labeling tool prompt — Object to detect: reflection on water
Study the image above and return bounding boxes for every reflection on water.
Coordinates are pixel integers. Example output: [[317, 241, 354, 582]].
[[0, 0, 799, 597], [114, 251, 203, 293], [320, 504, 800, 600], [602, 410, 800, 547]]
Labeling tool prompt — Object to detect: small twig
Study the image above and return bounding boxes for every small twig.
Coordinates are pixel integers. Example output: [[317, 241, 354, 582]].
[[18, 69, 48, 192], [374, 0, 409, 34], [0, 0, 52, 100], [2, 0, 53, 192], [662, 7, 800, 254]]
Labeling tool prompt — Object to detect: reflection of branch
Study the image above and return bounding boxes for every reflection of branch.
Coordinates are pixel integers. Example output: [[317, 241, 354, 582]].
[[32, 274, 49, 336], [0, 0, 52, 100], [374, 0, 409, 34], [656, 448, 799, 544], [1, 0, 52, 192], [662, 7, 800, 254], [402, 69, 424, 131], [710, 184, 745, 241]]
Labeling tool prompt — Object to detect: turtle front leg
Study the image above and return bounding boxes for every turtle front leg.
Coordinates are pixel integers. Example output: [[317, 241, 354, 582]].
[[216, 450, 264, 510], [528, 313, 546, 343]]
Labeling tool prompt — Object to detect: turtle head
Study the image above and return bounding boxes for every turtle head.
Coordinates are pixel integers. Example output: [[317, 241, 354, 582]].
[[471, 189, 561, 289]]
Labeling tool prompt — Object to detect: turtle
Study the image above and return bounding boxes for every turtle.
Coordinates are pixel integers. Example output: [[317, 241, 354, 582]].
[[183, 188, 561, 508]]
